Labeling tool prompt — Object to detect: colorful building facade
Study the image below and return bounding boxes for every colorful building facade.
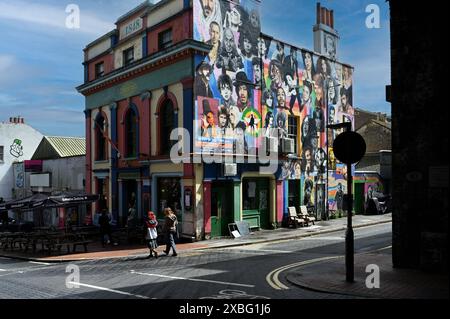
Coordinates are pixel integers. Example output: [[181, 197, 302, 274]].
[[77, 0, 355, 241]]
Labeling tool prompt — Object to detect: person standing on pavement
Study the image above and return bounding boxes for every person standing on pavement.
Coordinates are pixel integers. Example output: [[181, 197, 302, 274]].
[[99, 209, 112, 247], [163, 208, 178, 257], [145, 211, 159, 259]]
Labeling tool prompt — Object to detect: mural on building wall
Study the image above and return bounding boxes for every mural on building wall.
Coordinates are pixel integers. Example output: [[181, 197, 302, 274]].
[[10, 139, 24, 158], [193, 0, 355, 213], [193, 0, 262, 155]]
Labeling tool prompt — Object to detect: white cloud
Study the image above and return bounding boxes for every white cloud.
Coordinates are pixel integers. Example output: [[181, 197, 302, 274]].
[[0, 1, 114, 36]]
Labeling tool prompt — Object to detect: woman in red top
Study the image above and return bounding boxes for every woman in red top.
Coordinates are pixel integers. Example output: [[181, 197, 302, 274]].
[[145, 211, 159, 258]]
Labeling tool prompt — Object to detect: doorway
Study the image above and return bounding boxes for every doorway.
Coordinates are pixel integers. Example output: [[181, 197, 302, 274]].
[[211, 182, 234, 238], [242, 178, 270, 229]]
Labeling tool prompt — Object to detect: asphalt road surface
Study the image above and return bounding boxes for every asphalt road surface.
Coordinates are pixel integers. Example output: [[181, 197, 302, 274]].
[[0, 223, 391, 300]]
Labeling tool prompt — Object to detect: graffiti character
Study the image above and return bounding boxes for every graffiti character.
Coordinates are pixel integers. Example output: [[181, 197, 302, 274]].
[[10, 139, 23, 158]]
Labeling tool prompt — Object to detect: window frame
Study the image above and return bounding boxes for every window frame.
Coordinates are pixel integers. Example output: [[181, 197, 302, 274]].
[[123, 47, 135, 66], [0, 145, 4, 163], [288, 116, 299, 154], [158, 29, 173, 50], [95, 116, 107, 161], [95, 62, 105, 78], [159, 99, 175, 156], [125, 108, 138, 158]]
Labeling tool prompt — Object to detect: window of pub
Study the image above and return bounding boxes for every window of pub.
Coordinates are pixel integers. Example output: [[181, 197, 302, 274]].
[[157, 177, 181, 219], [243, 179, 258, 211]]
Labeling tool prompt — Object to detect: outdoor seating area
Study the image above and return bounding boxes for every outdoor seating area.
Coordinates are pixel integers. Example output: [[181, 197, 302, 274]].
[[0, 227, 96, 255], [287, 206, 317, 228]]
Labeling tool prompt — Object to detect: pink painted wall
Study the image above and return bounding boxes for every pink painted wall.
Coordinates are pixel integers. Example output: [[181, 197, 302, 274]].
[[203, 181, 211, 234], [277, 181, 284, 223]]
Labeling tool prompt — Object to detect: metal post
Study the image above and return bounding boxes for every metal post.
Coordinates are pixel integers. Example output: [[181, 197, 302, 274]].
[[346, 161, 354, 282]]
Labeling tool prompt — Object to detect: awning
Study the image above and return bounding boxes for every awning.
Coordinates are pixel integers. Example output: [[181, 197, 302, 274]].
[[0, 192, 100, 212], [49, 191, 100, 206]]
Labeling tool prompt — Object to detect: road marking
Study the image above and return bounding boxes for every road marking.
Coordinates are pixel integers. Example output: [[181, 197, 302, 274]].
[[28, 261, 51, 266], [74, 282, 150, 299], [301, 236, 344, 241], [375, 245, 392, 252], [130, 270, 255, 288], [266, 245, 393, 290], [0, 269, 7, 272], [246, 249, 292, 253], [0, 271, 24, 277], [266, 256, 343, 290]]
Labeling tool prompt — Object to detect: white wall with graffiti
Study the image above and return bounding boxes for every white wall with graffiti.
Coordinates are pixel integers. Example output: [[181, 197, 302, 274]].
[[0, 119, 43, 201]]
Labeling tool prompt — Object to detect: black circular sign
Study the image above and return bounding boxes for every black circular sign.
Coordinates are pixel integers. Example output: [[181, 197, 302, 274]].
[[333, 131, 366, 164]]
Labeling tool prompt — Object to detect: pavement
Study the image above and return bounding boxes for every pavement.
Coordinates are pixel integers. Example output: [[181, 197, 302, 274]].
[[2, 213, 448, 299], [1, 213, 392, 262], [285, 247, 449, 299]]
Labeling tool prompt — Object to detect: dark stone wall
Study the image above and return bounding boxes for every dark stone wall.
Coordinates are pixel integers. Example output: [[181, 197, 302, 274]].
[[389, 1, 448, 271]]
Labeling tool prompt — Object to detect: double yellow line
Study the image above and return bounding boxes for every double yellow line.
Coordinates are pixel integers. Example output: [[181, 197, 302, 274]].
[[266, 256, 344, 290], [266, 245, 392, 290]]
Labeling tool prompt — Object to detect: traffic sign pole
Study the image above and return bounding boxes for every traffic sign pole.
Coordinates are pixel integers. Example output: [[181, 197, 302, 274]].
[[327, 123, 365, 283]]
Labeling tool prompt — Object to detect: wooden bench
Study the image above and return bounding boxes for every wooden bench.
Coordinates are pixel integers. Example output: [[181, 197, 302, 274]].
[[288, 207, 305, 228], [299, 206, 316, 226]]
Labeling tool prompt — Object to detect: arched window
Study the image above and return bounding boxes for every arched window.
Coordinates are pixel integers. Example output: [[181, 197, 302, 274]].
[[95, 114, 107, 161], [125, 108, 137, 158], [160, 99, 174, 155]]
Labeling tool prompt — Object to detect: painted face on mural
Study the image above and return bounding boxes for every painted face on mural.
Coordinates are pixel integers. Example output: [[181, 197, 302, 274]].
[[218, 112, 228, 128], [230, 7, 242, 27], [302, 85, 311, 103], [253, 64, 261, 83], [201, 0, 215, 18], [257, 38, 266, 57], [250, 10, 260, 29], [320, 59, 328, 75], [238, 85, 249, 105], [206, 112, 215, 126], [302, 118, 310, 136], [304, 53, 312, 71], [209, 22, 220, 45], [341, 93, 348, 108], [243, 37, 253, 55], [294, 162, 301, 178], [270, 63, 282, 85], [328, 84, 336, 102], [220, 83, 232, 102], [276, 87, 286, 108], [224, 29, 235, 53]]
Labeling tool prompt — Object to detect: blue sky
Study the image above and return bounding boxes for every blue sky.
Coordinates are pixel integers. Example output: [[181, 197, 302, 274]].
[[0, 0, 391, 137]]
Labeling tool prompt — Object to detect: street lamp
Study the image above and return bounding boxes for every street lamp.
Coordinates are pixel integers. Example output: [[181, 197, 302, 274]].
[[327, 121, 366, 283]]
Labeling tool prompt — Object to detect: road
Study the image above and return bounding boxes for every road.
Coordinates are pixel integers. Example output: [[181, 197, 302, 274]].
[[0, 223, 391, 299]]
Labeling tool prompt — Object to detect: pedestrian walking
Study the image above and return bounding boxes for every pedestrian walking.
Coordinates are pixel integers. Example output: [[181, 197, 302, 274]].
[[99, 209, 112, 247], [145, 211, 159, 258], [162, 208, 178, 257]]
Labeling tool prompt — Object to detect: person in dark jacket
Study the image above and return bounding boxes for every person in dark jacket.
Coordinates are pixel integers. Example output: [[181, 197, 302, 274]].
[[162, 208, 178, 257], [99, 210, 112, 247]]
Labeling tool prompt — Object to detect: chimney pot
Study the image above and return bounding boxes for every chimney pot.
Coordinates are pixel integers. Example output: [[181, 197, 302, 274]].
[[317, 3, 321, 25], [9, 117, 13, 123], [330, 10, 334, 29], [321, 8, 326, 24]]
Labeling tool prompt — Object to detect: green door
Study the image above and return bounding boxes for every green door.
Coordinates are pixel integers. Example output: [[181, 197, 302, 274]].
[[211, 190, 222, 238], [258, 179, 270, 229], [242, 178, 270, 229]]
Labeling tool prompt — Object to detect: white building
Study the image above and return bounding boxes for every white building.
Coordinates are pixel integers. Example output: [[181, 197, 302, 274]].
[[12, 136, 86, 227], [0, 117, 43, 201]]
